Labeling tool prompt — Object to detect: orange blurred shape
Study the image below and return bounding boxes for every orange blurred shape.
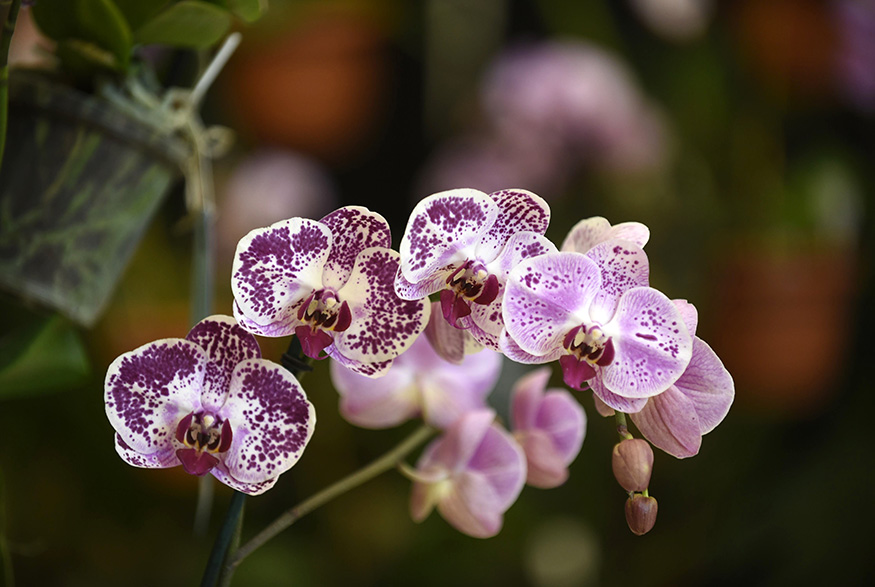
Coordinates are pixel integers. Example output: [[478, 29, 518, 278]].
[[710, 245, 857, 416], [731, 0, 838, 101], [223, 10, 390, 163]]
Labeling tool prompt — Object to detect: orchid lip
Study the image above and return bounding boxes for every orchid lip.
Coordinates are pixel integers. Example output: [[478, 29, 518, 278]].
[[563, 324, 614, 367], [175, 410, 233, 475]]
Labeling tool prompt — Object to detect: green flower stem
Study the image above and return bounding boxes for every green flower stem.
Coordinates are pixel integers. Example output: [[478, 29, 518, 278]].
[[0, 0, 23, 175], [615, 411, 633, 441], [222, 425, 436, 579], [200, 490, 246, 587]]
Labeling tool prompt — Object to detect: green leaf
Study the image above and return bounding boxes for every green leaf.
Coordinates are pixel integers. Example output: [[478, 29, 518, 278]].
[[227, 0, 264, 22], [0, 315, 90, 399], [31, 0, 132, 71], [113, 0, 171, 30], [134, 1, 232, 49]]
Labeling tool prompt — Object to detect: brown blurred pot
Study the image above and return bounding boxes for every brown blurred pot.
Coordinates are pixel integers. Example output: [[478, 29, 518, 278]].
[[709, 242, 857, 415], [223, 11, 389, 162]]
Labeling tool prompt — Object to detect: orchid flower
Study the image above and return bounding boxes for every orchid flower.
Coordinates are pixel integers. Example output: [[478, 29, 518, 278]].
[[395, 188, 556, 351], [232, 206, 429, 377], [595, 301, 735, 458], [501, 248, 693, 411], [560, 216, 650, 253], [408, 410, 526, 538], [104, 316, 315, 495], [510, 368, 586, 488], [330, 305, 502, 429]]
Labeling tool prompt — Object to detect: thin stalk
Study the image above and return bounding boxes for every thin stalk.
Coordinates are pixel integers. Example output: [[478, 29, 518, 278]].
[[0, 0, 23, 175], [200, 490, 246, 587], [224, 425, 436, 576], [615, 411, 633, 441]]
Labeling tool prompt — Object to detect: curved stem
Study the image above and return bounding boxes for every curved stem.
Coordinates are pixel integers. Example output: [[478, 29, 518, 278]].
[[224, 425, 435, 576], [200, 490, 246, 587], [615, 411, 633, 441]]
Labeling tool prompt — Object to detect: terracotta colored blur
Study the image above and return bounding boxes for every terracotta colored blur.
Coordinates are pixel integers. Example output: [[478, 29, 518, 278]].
[[710, 244, 857, 415], [224, 11, 389, 162]]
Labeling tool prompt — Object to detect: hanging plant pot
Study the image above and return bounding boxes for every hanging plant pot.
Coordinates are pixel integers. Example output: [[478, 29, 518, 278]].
[[0, 71, 188, 327]]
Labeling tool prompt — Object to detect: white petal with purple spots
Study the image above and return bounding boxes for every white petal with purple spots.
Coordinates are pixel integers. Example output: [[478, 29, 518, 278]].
[[601, 287, 692, 398], [394, 265, 455, 301], [400, 189, 497, 283], [105, 338, 205, 455], [503, 252, 600, 356], [114, 435, 180, 469], [561, 216, 650, 253], [319, 206, 392, 290], [585, 240, 650, 324], [186, 316, 261, 412], [219, 359, 316, 484], [333, 247, 429, 365], [211, 465, 280, 496], [475, 189, 551, 263], [232, 218, 331, 333]]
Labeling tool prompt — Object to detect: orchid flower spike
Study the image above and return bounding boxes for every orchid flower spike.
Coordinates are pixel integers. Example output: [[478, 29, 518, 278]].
[[408, 410, 527, 538], [104, 316, 315, 495], [232, 206, 430, 377], [396, 188, 556, 351]]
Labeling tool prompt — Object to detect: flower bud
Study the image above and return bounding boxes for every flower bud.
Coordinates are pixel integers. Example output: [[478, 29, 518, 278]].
[[625, 494, 658, 536], [612, 438, 653, 492]]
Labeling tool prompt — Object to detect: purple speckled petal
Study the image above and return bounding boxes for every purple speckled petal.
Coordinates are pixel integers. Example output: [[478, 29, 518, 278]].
[[400, 189, 497, 283], [475, 189, 551, 263], [185, 315, 261, 412], [219, 359, 316, 484], [105, 338, 206, 455], [631, 386, 701, 458], [585, 240, 650, 325], [498, 331, 562, 364], [231, 218, 330, 334], [211, 465, 279, 496], [561, 217, 650, 253], [394, 265, 455, 301], [503, 252, 601, 357], [466, 232, 558, 350], [601, 286, 692, 398], [232, 300, 301, 338], [114, 434, 180, 469], [673, 299, 698, 338], [333, 247, 429, 365], [326, 349, 393, 378], [319, 206, 392, 290], [589, 376, 649, 413]]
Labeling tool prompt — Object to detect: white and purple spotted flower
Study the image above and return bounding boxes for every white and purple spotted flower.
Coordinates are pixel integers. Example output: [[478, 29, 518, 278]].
[[408, 410, 526, 538], [232, 206, 429, 377], [595, 301, 735, 458], [510, 368, 586, 489], [104, 316, 315, 495], [501, 248, 693, 411], [330, 309, 502, 429], [396, 188, 556, 351], [560, 216, 650, 254]]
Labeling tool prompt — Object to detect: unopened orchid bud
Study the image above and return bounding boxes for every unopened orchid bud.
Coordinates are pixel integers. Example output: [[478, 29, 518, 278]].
[[612, 438, 653, 492], [625, 494, 658, 536]]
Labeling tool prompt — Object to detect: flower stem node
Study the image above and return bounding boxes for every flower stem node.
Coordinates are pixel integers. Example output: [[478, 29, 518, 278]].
[[625, 494, 658, 536], [611, 438, 653, 492]]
